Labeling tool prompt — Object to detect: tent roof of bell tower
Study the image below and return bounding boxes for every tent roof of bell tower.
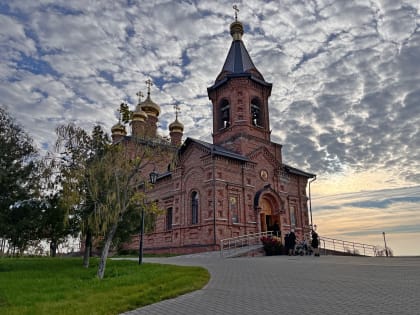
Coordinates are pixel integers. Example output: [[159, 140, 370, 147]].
[[208, 17, 272, 92]]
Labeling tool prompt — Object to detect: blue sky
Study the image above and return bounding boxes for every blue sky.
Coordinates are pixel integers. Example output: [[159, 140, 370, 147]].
[[0, 0, 419, 255]]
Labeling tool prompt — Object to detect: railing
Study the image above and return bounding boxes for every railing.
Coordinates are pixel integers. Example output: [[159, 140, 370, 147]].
[[320, 236, 377, 256], [220, 233, 379, 258], [220, 231, 273, 258]]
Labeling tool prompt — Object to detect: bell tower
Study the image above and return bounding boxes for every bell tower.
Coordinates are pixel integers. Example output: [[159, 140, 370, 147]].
[[207, 10, 273, 155]]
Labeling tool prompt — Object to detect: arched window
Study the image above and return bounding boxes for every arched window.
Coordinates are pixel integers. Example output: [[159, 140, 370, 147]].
[[191, 191, 199, 224], [251, 97, 263, 127], [219, 99, 230, 129]]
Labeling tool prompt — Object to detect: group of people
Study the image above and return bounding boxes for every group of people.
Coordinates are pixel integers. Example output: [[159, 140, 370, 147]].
[[285, 230, 320, 256], [271, 221, 320, 257]]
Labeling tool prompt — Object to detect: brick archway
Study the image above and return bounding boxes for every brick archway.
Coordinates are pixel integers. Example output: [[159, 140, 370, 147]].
[[254, 185, 282, 233]]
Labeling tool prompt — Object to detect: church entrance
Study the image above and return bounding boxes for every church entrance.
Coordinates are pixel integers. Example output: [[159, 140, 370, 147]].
[[259, 198, 280, 233]]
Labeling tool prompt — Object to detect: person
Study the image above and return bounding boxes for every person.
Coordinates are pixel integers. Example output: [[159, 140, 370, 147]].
[[272, 221, 280, 237], [300, 238, 308, 255], [311, 230, 320, 257], [288, 230, 296, 256], [284, 233, 290, 255]]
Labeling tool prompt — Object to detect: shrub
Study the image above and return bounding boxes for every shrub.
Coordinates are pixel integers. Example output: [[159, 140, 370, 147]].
[[261, 236, 284, 255]]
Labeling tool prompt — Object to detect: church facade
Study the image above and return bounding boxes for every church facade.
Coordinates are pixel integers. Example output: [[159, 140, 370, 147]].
[[111, 18, 315, 254]]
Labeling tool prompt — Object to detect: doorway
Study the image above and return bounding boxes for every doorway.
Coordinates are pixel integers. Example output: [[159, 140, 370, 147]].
[[259, 197, 281, 233]]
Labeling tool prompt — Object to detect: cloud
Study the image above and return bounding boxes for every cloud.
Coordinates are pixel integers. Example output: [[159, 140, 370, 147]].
[[312, 185, 420, 254], [0, 0, 419, 184]]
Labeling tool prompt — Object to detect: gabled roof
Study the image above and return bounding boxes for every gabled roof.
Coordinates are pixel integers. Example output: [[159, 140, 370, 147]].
[[284, 164, 316, 178], [179, 137, 251, 162]]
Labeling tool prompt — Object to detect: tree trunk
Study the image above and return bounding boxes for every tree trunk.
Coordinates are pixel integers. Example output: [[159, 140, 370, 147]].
[[97, 221, 118, 280], [83, 229, 92, 268]]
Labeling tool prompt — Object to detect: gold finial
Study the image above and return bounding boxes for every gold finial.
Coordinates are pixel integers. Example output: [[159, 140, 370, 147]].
[[174, 104, 181, 120], [136, 91, 144, 104], [233, 5, 239, 21], [145, 79, 153, 96]]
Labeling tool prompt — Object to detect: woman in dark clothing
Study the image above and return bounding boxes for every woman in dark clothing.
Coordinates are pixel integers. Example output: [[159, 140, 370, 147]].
[[288, 230, 296, 255], [284, 233, 290, 255], [311, 231, 320, 256]]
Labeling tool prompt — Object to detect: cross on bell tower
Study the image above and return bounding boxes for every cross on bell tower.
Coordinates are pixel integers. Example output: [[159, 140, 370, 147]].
[[233, 5, 239, 21]]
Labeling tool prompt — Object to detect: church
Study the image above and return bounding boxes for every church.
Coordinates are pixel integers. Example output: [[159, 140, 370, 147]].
[[110, 15, 315, 254]]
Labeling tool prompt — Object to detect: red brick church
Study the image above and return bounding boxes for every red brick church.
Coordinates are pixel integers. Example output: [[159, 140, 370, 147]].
[[110, 17, 315, 254]]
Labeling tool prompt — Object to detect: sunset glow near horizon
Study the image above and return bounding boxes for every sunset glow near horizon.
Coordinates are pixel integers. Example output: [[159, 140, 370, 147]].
[[1, 1, 419, 256]]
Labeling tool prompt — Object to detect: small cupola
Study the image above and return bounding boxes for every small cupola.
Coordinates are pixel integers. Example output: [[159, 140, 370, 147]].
[[132, 91, 148, 137], [111, 119, 126, 143], [169, 104, 184, 146]]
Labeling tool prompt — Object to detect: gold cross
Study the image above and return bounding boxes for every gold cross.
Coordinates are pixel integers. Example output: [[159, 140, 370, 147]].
[[136, 91, 144, 103], [174, 104, 181, 119], [145, 79, 154, 95], [233, 5, 239, 21]]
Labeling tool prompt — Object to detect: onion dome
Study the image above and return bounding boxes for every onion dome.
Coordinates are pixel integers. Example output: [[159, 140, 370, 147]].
[[140, 79, 161, 117], [111, 121, 126, 136], [140, 93, 160, 117], [169, 117, 184, 133], [230, 20, 244, 41], [132, 104, 148, 122]]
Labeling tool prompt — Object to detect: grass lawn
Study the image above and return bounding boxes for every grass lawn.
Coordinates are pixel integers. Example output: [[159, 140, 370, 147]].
[[0, 257, 210, 315]]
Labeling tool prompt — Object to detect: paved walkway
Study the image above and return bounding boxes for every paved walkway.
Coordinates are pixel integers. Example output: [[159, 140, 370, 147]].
[[121, 253, 420, 315]]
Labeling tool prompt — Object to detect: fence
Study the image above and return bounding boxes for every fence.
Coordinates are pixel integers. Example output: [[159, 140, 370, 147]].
[[220, 231, 273, 257], [319, 236, 377, 256]]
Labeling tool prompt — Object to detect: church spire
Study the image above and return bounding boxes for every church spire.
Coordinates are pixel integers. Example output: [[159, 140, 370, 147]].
[[209, 8, 267, 85]]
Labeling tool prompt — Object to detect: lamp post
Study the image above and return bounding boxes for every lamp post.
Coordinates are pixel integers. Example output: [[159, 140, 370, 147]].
[[139, 170, 158, 265], [382, 231, 388, 257]]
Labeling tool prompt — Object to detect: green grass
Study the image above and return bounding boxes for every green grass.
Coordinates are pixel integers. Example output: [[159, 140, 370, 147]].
[[0, 257, 210, 315]]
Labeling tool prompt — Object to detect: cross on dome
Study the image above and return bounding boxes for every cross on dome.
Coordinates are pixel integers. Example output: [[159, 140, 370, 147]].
[[174, 104, 181, 120], [136, 91, 144, 104], [145, 79, 154, 96]]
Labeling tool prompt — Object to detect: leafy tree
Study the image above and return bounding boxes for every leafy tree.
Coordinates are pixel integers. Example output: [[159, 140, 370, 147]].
[[0, 107, 39, 254], [6, 199, 43, 255], [55, 123, 110, 266], [86, 143, 161, 279]]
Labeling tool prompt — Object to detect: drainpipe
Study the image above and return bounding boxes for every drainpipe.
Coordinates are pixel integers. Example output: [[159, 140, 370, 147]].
[[308, 176, 317, 229], [212, 146, 216, 246]]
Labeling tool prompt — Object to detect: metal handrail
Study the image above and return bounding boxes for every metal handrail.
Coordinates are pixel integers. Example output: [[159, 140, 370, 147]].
[[220, 231, 273, 257], [319, 236, 377, 256], [220, 233, 379, 257]]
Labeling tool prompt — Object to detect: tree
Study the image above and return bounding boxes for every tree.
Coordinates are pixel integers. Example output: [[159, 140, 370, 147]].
[[55, 123, 110, 267], [86, 143, 160, 279], [0, 107, 39, 254]]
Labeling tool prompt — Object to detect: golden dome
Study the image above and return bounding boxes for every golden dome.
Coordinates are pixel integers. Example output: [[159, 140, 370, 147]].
[[140, 94, 160, 117], [169, 118, 184, 132], [111, 121, 126, 135], [230, 20, 244, 41], [132, 104, 148, 121]]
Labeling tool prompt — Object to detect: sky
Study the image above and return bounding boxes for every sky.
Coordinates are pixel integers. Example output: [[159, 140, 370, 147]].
[[0, 0, 419, 256]]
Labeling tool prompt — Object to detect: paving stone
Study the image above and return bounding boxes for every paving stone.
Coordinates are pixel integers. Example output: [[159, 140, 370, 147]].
[[120, 254, 420, 315]]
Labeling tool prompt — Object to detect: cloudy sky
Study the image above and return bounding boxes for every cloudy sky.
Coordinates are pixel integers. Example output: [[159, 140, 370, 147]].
[[1, 0, 419, 255]]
